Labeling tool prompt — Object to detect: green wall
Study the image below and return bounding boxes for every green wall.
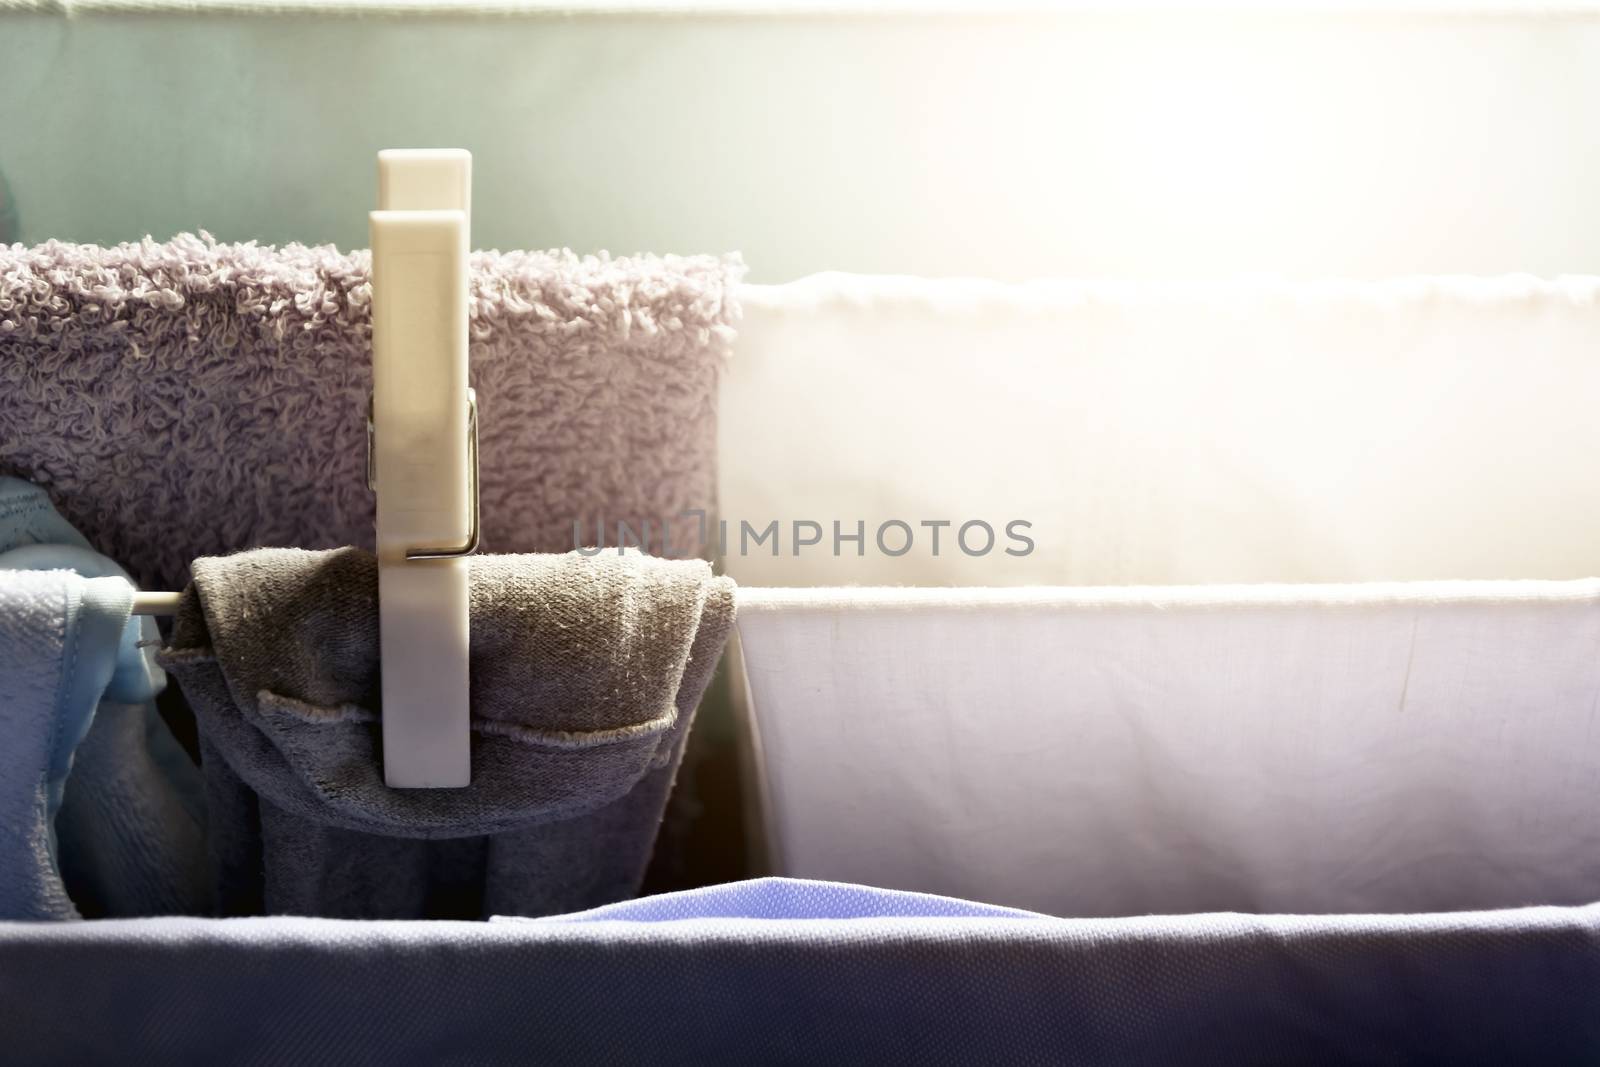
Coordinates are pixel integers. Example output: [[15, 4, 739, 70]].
[[4, 9, 1600, 281]]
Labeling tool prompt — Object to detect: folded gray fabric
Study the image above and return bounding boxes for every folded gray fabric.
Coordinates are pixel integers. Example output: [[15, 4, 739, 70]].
[[158, 546, 735, 919], [0, 236, 741, 593]]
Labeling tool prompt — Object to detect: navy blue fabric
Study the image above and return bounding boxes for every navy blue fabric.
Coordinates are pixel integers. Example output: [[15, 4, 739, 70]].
[[1, 878, 1597, 1065]]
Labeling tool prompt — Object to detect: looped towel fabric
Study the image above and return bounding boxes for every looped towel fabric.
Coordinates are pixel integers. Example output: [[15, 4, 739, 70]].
[[0, 235, 743, 592], [160, 546, 736, 919]]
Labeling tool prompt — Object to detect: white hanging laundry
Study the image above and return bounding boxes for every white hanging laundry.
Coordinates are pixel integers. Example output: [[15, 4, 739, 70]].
[[724, 275, 1600, 587], [737, 580, 1600, 917]]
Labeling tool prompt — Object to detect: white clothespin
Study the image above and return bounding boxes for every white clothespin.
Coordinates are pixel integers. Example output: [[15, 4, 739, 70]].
[[368, 149, 477, 788]]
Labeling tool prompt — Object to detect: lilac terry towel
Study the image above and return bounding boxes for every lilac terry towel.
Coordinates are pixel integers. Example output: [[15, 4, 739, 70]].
[[0, 235, 743, 591]]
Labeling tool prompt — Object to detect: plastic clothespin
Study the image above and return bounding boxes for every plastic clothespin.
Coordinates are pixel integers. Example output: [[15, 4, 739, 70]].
[[368, 149, 477, 788]]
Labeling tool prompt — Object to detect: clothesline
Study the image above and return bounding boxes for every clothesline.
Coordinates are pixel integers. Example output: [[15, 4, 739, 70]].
[[132, 591, 182, 615], [132, 579, 1600, 617], [132, 585, 795, 615], [129, 584, 999, 616]]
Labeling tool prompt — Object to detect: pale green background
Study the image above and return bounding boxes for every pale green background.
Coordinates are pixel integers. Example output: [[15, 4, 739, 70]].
[[4, 8, 1600, 281]]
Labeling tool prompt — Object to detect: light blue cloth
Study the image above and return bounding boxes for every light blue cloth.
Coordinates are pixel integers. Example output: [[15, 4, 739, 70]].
[[0, 477, 207, 918], [0, 569, 131, 919], [526, 874, 1041, 922], [0, 877, 1596, 1064]]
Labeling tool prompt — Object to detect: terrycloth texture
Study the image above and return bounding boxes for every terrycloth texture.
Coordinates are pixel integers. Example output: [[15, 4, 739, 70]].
[[2, 882, 1599, 1066], [0, 235, 742, 592], [0, 570, 129, 919], [159, 546, 736, 919], [0, 477, 210, 919], [738, 581, 1600, 918]]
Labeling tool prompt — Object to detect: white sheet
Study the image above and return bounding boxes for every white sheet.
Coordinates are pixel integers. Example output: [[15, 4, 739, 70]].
[[737, 581, 1600, 916], [724, 275, 1600, 586]]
